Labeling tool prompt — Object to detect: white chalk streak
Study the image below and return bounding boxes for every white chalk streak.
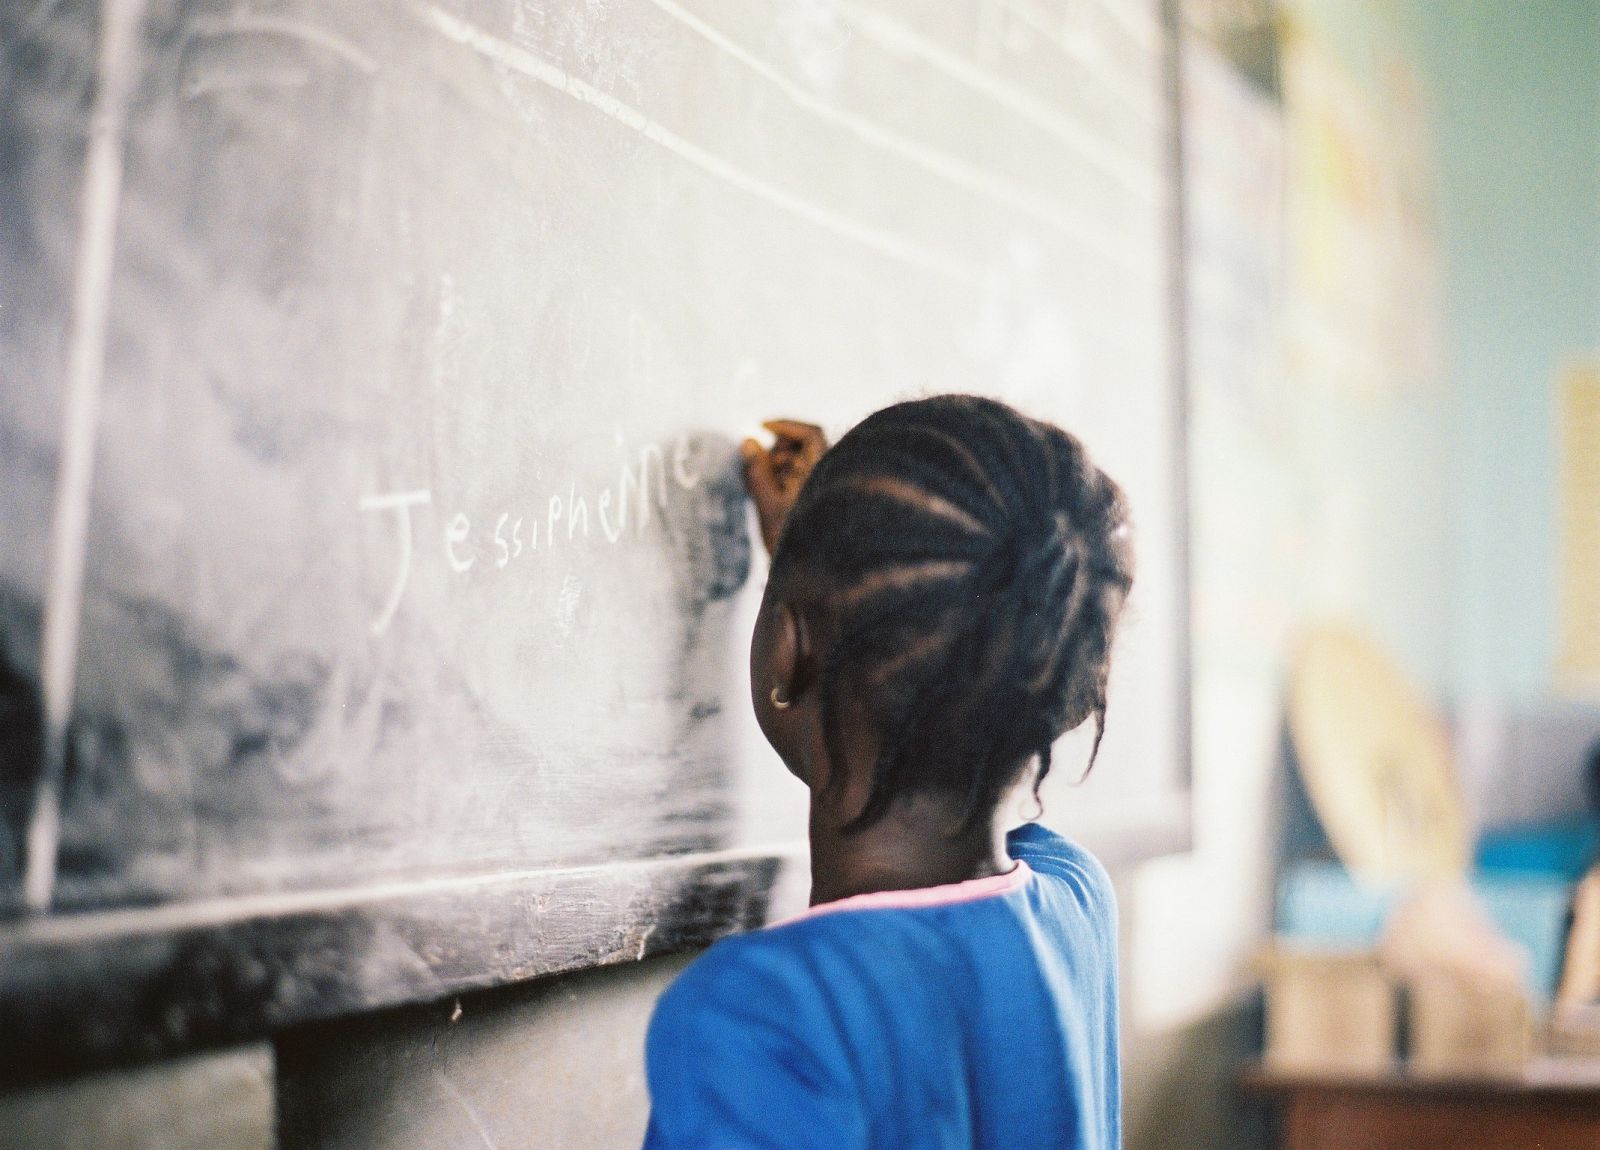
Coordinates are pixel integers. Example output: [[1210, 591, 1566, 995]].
[[359, 489, 432, 635], [644, 0, 1132, 269], [182, 66, 311, 101], [419, 5, 972, 284], [24, 0, 148, 913], [359, 490, 435, 511], [0, 843, 809, 947], [436, 1073, 501, 1150], [1059, 0, 1162, 53], [187, 12, 379, 74], [835, 1, 1155, 201]]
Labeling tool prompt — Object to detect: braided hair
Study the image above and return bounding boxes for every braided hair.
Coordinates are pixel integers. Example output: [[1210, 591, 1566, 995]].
[[768, 395, 1134, 834]]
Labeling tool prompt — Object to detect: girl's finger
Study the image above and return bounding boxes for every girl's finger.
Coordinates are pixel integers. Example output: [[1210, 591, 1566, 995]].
[[762, 420, 828, 456], [762, 422, 827, 493], [741, 442, 784, 511]]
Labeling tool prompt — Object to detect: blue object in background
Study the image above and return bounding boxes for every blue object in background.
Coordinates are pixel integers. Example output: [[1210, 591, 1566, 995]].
[[1475, 817, 1599, 884], [1276, 860, 1399, 949], [1276, 858, 1576, 1000], [1472, 871, 1576, 999]]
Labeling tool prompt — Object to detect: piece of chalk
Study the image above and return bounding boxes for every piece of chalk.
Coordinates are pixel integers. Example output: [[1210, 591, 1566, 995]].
[[742, 424, 777, 449]]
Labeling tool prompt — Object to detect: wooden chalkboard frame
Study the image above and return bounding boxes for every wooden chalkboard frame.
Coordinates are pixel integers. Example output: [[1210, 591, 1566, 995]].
[[0, 848, 789, 1085], [0, 0, 1195, 1083], [0, 817, 1187, 1084]]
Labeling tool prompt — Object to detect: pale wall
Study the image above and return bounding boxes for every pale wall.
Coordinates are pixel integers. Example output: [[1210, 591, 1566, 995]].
[[1120, 5, 1600, 1148]]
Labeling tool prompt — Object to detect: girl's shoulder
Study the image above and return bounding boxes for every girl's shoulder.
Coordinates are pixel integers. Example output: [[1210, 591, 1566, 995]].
[[646, 920, 845, 1066], [655, 825, 1114, 1028], [1005, 822, 1116, 910]]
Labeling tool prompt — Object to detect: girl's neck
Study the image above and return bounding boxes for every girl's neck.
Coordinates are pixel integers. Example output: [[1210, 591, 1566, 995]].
[[806, 794, 1014, 906]]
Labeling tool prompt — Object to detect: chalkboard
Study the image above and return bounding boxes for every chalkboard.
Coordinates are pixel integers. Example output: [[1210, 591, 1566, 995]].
[[0, 0, 1188, 1077]]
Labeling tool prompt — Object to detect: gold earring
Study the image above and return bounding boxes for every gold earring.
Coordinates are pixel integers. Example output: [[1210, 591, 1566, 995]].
[[770, 686, 792, 711]]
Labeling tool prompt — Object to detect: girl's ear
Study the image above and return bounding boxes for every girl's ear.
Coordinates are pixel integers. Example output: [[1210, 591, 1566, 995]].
[[763, 599, 794, 684], [787, 604, 818, 700], [761, 596, 818, 705], [752, 597, 801, 731]]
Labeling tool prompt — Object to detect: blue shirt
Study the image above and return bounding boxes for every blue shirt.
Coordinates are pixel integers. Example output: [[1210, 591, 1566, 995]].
[[642, 823, 1121, 1149]]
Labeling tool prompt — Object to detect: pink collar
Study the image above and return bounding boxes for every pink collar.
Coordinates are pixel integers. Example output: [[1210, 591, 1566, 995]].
[[769, 860, 1033, 928]]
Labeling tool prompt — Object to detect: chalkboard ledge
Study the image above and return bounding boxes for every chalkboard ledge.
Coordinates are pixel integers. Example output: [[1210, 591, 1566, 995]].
[[0, 847, 799, 1086], [0, 792, 1190, 1086]]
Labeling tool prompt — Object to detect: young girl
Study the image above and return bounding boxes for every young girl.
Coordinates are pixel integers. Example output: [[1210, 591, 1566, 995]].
[[642, 395, 1135, 1149]]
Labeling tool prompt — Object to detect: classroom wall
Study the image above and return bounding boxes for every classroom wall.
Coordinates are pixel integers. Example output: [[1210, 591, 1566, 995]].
[[0, 1046, 273, 1150], [1120, 4, 1600, 1148], [276, 956, 693, 1150], [8, 8, 1593, 1149], [1286, 0, 1600, 706], [1129, 0, 1458, 1037], [254, 10, 1598, 1148], [1404, 0, 1600, 705], [0, 959, 684, 1150]]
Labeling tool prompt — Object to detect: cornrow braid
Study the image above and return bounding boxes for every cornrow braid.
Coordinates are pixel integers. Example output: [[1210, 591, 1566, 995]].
[[769, 395, 1134, 835]]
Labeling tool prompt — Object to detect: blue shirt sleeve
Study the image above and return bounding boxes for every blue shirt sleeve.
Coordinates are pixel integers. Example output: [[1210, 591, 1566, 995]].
[[1007, 821, 1116, 906], [642, 938, 866, 1150]]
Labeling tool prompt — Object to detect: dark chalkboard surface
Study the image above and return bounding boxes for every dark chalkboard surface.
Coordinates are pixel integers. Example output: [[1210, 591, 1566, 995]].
[[0, 0, 1188, 1075]]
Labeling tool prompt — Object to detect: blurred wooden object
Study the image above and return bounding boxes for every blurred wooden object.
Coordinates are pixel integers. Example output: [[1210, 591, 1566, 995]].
[[1554, 866, 1600, 1056], [1379, 880, 1530, 992], [1379, 883, 1534, 1077], [1558, 867, 1600, 1008], [1240, 1063, 1600, 1150], [1554, 1006, 1600, 1058], [1558, 362, 1600, 691], [1261, 948, 1395, 1074], [1408, 972, 1532, 1077], [1289, 626, 1469, 882]]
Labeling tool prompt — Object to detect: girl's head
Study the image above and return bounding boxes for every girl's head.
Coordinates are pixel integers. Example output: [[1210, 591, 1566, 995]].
[[750, 395, 1134, 835]]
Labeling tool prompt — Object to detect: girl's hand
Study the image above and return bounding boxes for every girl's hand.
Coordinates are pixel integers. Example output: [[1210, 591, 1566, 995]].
[[741, 420, 828, 557]]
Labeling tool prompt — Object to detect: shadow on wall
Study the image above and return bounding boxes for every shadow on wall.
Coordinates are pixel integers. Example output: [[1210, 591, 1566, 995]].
[[0, 588, 42, 914], [277, 952, 696, 1150], [1119, 720, 1308, 1150], [1124, 995, 1272, 1150]]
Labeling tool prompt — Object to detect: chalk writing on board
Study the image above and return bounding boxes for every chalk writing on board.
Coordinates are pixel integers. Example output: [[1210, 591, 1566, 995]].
[[443, 437, 703, 570], [361, 437, 707, 633], [357, 489, 432, 635], [443, 512, 473, 575]]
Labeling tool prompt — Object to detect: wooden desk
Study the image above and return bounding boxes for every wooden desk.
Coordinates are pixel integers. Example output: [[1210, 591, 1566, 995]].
[[1239, 1062, 1600, 1150]]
